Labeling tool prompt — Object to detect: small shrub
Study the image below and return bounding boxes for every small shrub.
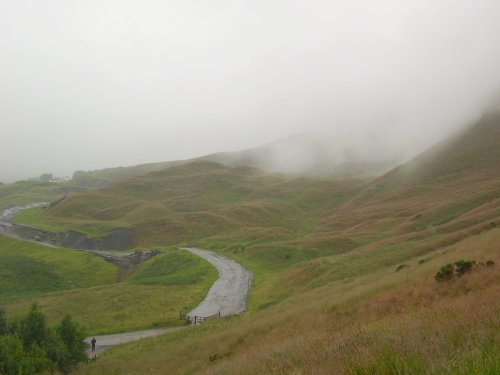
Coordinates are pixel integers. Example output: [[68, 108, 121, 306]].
[[435, 264, 454, 282], [395, 264, 408, 272], [209, 353, 222, 362], [455, 260, 476, 276], [486, 260, 495, 267]]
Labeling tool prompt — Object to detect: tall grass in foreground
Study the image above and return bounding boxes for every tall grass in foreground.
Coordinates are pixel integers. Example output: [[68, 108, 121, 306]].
[[205, 257, 500, 375], [74, 229, 500, 374]]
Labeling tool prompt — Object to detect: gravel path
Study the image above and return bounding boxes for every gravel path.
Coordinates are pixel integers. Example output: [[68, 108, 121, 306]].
[[85, 247, 252, 356], [84, 327, 184, 357], [0, 204, 253, 356], [183, 247, 253, 320]]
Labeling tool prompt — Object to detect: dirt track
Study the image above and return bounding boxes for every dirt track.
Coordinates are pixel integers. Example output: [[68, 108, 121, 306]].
[[0, 204, 253, 356], [183, 247, 253, 320], [84, 247, 252, 356], [84, 327, 184, 357]]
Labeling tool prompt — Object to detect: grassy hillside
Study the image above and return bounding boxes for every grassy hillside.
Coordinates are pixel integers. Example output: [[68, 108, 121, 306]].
[[17, 161, 365, 249], [4, 112, 500, 373], [0, 235, 116, 302], [70, 112, 500, 373], [71, 160, 186, 188], [65, 131, 401, 189], [13, 113, 500, 310], [75, 228, 500, 374], [0, 236, 217, 334], [0, 180, 81, 211]]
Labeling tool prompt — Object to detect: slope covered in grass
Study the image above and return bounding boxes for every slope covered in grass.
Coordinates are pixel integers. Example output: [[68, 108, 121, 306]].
[[0, 235, 116, 302], [0, 180, 81, 211], [67, 112, 500, 373], [2, 247, 217, 334], [74, 228, 500, 374], [18, 161, 364, 250], [308, 112, 500, 256], [12, 113, 500, 309], [5, 112, 500, 373]]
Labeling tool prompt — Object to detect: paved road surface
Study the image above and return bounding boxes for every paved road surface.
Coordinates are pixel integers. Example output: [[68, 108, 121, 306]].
[[84, 327, 184, 357], [0, 204, 253, 357], [85, 247, 252, 356], [183, 247, 253, 320]]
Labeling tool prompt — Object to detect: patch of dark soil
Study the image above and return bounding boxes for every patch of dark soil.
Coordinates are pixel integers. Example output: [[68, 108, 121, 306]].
[[101, 228, 131, 250], [61, 230, 100, 249], [5, 224, 131, 251]]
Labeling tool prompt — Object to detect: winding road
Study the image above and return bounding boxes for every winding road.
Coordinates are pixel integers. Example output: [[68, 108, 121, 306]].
[[0, 205, 253, 357], [182, 247, 252, 320], [86, 248, 252, 356]]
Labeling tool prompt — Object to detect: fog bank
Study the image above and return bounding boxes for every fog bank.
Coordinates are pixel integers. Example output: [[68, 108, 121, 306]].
[[1, 0, 500, 182]]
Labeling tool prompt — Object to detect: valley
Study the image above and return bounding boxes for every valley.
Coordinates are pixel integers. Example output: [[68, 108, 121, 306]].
[[0, 112, 498, 374]]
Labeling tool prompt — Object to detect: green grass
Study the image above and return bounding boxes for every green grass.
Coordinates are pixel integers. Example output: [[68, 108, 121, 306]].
[[13, 204, 129, 237], [1, 240, 218, 334], [130, 250, 217, 286], [14, 161, 364, 248], [5, 282, 209, 335], [72, 228, 500, 375], [0, 235, 117, 303], [0, 180, 70, 211], [3, 112, 500, 373]]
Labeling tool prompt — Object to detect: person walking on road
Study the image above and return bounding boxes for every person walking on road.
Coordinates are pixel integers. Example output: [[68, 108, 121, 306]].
[[91, 337, 97, 352]]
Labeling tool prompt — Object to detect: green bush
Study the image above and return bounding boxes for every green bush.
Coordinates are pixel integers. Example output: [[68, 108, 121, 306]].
[[0, 304, 86, 374], [435, 264, 455, 282], [455, 260, 476, 276], [435, 259, 483, 282]]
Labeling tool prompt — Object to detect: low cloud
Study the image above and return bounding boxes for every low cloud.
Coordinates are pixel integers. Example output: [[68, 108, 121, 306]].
[[1, 0, 500, 181]]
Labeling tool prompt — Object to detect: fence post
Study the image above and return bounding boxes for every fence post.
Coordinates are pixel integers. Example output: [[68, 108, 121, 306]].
[[219, 310, 221, 318], [194, 316, 197, 325]]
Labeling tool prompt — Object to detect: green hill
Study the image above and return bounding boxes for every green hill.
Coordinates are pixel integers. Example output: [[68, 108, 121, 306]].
[[4, 112, 500, 374], [311, 112, 500, 252], [15, 114, 500, 278], [17, 161, 365, 252], [0, 236, 116, 303], [0, 236, 217, 334]]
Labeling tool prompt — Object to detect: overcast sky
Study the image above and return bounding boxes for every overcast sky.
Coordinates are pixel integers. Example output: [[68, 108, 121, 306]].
[[1, 0, 500, 182]]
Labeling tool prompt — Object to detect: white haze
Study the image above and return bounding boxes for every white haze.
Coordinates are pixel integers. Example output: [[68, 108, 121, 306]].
[[1, 0, 500, 182]]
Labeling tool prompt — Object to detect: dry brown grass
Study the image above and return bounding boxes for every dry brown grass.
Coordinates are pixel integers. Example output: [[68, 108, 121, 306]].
[[202, 248, 500, 374], [76, 228, 500, 374]]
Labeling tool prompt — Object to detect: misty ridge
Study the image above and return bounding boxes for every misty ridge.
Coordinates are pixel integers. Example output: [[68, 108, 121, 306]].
[[2, 0, 500, 182], [206, 129, 406, 177]]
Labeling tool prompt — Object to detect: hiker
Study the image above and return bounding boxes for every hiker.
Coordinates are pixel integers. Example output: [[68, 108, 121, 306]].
[[91, 337, 96, 352]]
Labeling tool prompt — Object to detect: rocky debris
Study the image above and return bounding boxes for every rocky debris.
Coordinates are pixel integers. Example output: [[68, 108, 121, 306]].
[[0, 204, 132, 251], [126, 249, 162, 265], [92, 249, 162, 267], [82, 249, 160, 267]]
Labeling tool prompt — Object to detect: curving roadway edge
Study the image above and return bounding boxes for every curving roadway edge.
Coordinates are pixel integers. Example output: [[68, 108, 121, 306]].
[[182, 247, 253, 320], [85, 247, 252, 356], [0, 205, 253, 357]]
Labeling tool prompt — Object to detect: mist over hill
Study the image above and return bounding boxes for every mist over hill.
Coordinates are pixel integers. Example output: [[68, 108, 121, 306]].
[[203, 130, 406, 177], [69, 128, 419, 188], [68, 111, 481, 188]]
